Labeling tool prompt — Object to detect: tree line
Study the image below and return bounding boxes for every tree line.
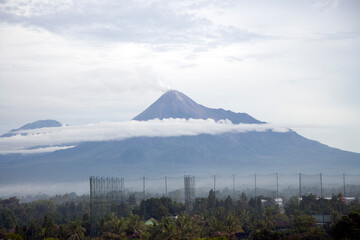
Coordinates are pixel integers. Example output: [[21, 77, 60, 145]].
[[1, 190, 360, 239]]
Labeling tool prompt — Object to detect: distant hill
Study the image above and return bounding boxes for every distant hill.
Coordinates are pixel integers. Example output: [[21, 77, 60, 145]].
[[1, 120, 62, 137]]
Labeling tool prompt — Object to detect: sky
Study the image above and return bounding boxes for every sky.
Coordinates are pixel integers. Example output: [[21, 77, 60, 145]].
[[0, 0, 360, 153]]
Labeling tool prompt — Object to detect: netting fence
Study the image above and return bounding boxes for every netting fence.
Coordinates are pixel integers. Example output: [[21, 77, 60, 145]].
[[90, 173, 360, 236]]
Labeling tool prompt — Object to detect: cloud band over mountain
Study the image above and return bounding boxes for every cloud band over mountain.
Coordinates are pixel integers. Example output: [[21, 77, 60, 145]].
[[0, 118, 289, 154]]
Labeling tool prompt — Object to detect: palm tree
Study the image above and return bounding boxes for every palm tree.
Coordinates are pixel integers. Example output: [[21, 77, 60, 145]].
[[175, 215, 198, 239], [224, 214, 243, 235], [160, 217, 178, 239], [101, 214, 127, 239], [125, 214, 144, 238], [147, 222, 163, 240], [68, 221, 86, 240], [263, 208, 276, 230], [57, 225, 70, 240]]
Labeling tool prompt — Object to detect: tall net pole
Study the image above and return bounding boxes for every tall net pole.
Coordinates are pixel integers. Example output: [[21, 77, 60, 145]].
[[254, 173, 257, 215], [143, 176, 146, 219], [254, 173, 257, 198], [164, 176, 168, 209], [213, 175, 216, 193], [165, 176, 168, 197], [343, 173, 346, 214], [276, 172, 279, 199], [121, 178, 125, 203], [299, 173, 302, 200], [343, 173, 346, 197], [232, 174, 236, 201], [90, 176, 95, 238], [320, 173, 323, 198], [320, 173, 324, 226]]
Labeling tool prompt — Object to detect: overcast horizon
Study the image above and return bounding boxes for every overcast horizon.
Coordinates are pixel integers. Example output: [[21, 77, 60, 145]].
[[1, 0, 360, 153]]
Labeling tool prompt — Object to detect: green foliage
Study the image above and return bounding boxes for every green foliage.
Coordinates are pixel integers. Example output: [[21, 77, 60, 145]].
[[98, 213, 145, 239], [0, 208, 17, 229], [67, 221, 85, 240], [290, 214, 316, 233], [287, 214, 329, 239], [331, 208, 360, 240], [194, 237, 227, 240], [1, 191, 357, 239], [42, 215, 57, 238], [135, 197, 184, 220], [207, 190, 217, 212], [284, 196, 300, 216], [4, 233, 24, 240], [252, 229, 286, 240], [147, 215, 203, 240]]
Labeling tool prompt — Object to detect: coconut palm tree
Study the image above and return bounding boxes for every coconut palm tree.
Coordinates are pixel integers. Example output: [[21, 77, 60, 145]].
[[68, 221, 85, 240], [125, 214, 144, 239], [160, 217, 178, 239]]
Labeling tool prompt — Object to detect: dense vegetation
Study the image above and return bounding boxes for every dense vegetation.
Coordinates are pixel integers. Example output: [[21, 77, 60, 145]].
[[1, 191, 359, 239]]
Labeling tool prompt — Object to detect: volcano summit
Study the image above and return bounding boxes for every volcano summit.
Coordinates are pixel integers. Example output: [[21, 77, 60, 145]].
[[134, 90, 264, 124]]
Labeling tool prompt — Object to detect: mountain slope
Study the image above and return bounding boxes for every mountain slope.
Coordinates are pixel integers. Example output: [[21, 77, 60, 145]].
[[1, 120, 62, 137], [133, 90, 264, 124], [0, 90, 359, 188], [0, 131, 359, 184]]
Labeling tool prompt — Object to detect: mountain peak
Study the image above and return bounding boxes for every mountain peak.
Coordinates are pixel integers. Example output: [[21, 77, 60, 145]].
[[1, 119, 62, 137], [10, 119, 62, 132], [162, 89, 187, 100], [133, 90, 264, 124]]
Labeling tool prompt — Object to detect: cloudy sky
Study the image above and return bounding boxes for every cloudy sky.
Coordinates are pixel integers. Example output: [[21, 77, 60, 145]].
[[0, 0, 359, 152]]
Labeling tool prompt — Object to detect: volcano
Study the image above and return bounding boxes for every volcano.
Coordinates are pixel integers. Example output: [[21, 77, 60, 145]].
[[134, 90, 264, 124], [0, 90, 360, 187]]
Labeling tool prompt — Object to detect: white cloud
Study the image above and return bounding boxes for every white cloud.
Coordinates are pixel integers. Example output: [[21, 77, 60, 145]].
[[0, 119, 289, 154], [0, 145, 75, 154], [0, 0, 267, 46]]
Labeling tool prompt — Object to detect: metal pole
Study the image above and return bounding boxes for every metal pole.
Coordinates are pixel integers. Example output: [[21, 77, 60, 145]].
[[299, 173, 302, 200], [254, 173, 257, 215], [143, 176, 146, 218], [320, 173, 324, 226], [90, 176, 94, 238], [193, 176, 196, 199], [343, 173, 346, 197], [276, 173, 279, 199], [165, 176, 168, 197], [320, 173, 323, 198], [107, 178, 109, 211], [121, 178, 124, 203], [254, 173, 257, 198], [232, 174, 236, 201], [343, 173, 346, 214], [213, 175, 216, 193]]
